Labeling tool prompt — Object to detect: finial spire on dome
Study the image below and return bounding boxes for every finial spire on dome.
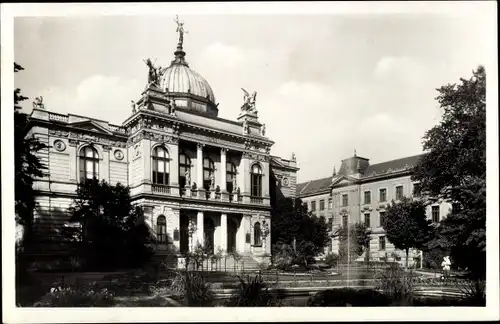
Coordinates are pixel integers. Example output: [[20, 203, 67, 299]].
[[172, 15, 189, 66]]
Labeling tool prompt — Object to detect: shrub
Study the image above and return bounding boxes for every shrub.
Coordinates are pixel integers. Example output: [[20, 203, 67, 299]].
[[375, 263, 415, 305], [458, 279, 486, 306], [226, 274, 280, 306], [324, 252, 339, 268], [271, 243, 294, 270], [34, 286, 114, 307], [307, 288, 390, 306], [182, 271, 213, 306]]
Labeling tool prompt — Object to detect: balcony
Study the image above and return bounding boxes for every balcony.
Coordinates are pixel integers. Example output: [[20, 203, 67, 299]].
[[147, 183, 268, 206], [151, 184, 171, 195], [250, 196, 264, 204]]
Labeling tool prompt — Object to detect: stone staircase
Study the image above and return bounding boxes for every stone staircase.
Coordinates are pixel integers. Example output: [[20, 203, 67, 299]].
[[147, 253, 262, 272]]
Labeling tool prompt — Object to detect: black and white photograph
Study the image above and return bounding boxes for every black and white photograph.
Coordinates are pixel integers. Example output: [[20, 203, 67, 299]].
[[1, 1, 498, 322]]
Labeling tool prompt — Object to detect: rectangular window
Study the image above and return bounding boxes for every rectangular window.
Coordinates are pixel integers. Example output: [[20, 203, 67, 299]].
[[311, 201, 316, 212], [379, 211, 386, 227], [379, 236, 386, 251], [364, 191, 371, 205], [396, 186, 403, 200], [379, 188, 387, 202], [364, 213, 371, 228], [328, 198, 333, 209], [413, 183, 421, 197], [452, 203, 461, 215], [328, 217, 333, 229], [319, 199, 325, 211], [342, 194, 348, 207], [342, 215, 348, 228], [432, 206, 440, 223]]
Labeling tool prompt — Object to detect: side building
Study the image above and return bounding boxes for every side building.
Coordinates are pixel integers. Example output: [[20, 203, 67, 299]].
[[296, 153, 452, 265]]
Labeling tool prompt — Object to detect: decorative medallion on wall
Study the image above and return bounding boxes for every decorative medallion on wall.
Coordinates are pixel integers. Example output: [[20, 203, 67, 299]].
[[53, 139, 66, 152], [134, 144, 141, 157], [281, 177, 290, 187], [114, 149, 124, 160]]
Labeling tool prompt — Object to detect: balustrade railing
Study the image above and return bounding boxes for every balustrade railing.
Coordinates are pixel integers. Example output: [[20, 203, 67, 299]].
[[152, 184, 171, 195], [250, 196, 264, 204], [49, 113, 69, 123]]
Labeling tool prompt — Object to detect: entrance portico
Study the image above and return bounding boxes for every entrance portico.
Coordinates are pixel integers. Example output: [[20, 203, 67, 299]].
[[178, 209, 253, 255]]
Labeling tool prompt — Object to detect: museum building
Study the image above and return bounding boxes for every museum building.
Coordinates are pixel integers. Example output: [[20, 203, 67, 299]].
[[25, 25, 299, 268]]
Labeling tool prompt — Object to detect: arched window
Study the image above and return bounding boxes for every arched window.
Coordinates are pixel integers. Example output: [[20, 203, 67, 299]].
[[254, 222, 262, 246], [250, 164, 263, 197], [226, 162, 237, 193], [203, 157, 215, 191], [179, 153, 191, 188], [79, 146, 99, 182], [152, 146, 170, 185], [157, 215, 167, 243]]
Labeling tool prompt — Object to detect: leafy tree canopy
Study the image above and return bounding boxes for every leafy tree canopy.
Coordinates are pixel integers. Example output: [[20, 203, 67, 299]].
[[333, 222, 371, 262], [383, 197, 433, 267], [412, 66, 486, 278], [14, 63, 48, 235], [271, 197, 329, 265], [68, 179, 152, 270]]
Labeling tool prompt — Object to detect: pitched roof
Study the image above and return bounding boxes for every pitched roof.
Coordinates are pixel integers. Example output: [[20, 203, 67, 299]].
[[362, 154, 425, 178], [296, 176, 333, 197], [296, 153, 427, 197]]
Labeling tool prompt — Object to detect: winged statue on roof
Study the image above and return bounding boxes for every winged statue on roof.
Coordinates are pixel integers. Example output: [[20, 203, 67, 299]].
[[241, 88, 257, 112]]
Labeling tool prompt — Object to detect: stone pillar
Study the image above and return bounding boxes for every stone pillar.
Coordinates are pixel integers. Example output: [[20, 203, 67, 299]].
[[243, 215, 252, 253], [170, 208, 180, 252], [68, 144, 77, 182], [239, 153, 251, 202], [196, 211, 204, 247], [142, 139, 151, 183], [102, 146, 110, 182], [168, 143, 179, 195], [220, 148, 227, 191], [220, 213, 228, 252], [196, 143, 204, 190]]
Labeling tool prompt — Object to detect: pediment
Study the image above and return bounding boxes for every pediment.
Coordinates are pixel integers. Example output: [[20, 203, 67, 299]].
[[69, 120, 113, 135], [331, 175, 358, 187]]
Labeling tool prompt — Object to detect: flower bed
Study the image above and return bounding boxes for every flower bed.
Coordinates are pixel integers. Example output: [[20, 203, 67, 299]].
[[33, 285, 114, 307]]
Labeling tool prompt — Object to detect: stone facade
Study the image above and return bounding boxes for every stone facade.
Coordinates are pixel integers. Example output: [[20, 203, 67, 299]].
[[24, 35, 299, 269], [297, 153, 453, 265]]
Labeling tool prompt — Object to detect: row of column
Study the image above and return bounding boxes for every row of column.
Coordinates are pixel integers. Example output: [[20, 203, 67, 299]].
[[196, 144, 238, 192], [195, 211, 228, 251]]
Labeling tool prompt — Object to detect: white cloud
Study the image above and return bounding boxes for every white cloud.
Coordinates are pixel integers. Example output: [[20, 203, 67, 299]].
[[374, 56, 425, 84], [37, 75, 142, 124]]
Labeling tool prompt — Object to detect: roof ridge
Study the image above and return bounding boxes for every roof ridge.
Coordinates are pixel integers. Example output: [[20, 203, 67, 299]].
[[369, 153, 426, 166]]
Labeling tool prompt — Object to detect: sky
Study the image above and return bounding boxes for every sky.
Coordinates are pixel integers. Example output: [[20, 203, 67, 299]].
[[13, 9, 491, 183]]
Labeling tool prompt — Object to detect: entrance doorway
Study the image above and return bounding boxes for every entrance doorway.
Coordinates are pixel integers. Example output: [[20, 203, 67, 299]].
[[227, 217, 239, 253], [204, 216, 215, 254], [179, 213, 189, 254]]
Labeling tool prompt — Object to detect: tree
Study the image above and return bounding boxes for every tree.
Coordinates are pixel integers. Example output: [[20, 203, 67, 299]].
[[383, 197, 433, 268], [271, 197, 329, 267], [67, 179, 152, 270], [334, 222, 371, 263], [412, 66, 486, 278], [14, 63, 48, 245]]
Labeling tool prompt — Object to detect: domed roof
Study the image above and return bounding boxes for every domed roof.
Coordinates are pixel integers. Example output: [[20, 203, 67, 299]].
[[160, 63, 215, 103], [157, 43, 218, 116]]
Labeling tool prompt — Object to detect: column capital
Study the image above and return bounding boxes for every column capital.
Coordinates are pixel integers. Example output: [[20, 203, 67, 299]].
[[197, 143, 205, 149], [221, 147, 228, 154]]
